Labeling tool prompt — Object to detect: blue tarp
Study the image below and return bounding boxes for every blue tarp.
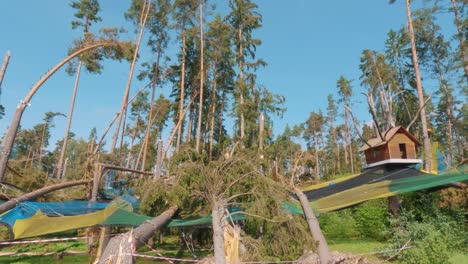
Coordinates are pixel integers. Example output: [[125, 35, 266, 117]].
[[0, 200, 108, 227]]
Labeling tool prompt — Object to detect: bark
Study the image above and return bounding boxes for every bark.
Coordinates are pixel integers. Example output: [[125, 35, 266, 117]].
[[451, 0, 468, 83], [110, 1, 151, 152], [154, 139, 163, 179], [217, 89, 227, 155], [258, 113, 264, 151], [344, 110, 354, 173], [314, 140, 319, 179], [388, 196, 400, 216], [195, 1, 205, 153], [406, 0, 432, 172], [0, 180, 91, 214], [209, 65, 218, 160], [91, 163, 102, 202], [238, 27, 245, 141], [333, 128, 340, 174], [212, 202, 226, 264], [294, 188, 330, 264], [186, 104, 193, 142], [0, 51, 10, 90], [176, 32, 186, 152], [56, 61, 82, 179], [0, 43, 114, 182], [98, 206, 178, 264], [349, 140, 354, 174], [89, 164, 102, 253], [142, 51, 161, 170]]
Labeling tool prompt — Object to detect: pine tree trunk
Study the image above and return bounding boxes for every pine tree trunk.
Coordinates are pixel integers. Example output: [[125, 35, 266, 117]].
[[111, 2, 151, 152], [218, 89, 226, 154], [186, 104, 193, 141], [406, 0, 432, 172], [176, 32, 186, 152], [212, 202, 226, 264], [294, 188, 330, 264], [98, 206, 177, 264], [314, 139, 319, 179], [333, 128, 340, 174], [0, 51, 10, 90], [349, 141, 354, 174], [142, 51, 160, 170], [0, 180, 91, 214], [344, 111, 350, 170], [154, 139, 163, 179], [451, 0, 468, 83], [57, 61, 82, 179], [258, 113, 264, 151], [195, 2, 204, 153], [238, 27, 245, 141], [0, 43, 111, 181], [209, 67, 218, 161]]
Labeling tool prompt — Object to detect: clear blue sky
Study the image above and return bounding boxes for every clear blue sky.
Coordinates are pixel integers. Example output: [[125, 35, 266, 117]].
[[0, 1, 455, 149]]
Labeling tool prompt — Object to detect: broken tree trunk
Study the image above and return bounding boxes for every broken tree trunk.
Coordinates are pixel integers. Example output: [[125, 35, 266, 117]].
[[98, 206, 178, 264], [0, 42, 115, 182], [212, 202, 227, 264], [110, 0, 151, 152], [0, 180, 91, 214], [0, 51, 10, 90], [406, 0, 432, 172], [56, 61, 82, 179], [294, 187, 331, 264]]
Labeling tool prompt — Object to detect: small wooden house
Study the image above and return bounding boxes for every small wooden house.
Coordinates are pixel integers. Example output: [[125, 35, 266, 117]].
[[359, 126, 422, 168]]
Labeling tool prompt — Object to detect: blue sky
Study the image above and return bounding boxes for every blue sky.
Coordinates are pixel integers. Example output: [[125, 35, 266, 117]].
[[0, 1, 456, 150]]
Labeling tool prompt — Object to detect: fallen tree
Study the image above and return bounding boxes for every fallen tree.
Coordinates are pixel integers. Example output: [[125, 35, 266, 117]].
[[0, 179, 91, 214], [98, 206, 178, 264]]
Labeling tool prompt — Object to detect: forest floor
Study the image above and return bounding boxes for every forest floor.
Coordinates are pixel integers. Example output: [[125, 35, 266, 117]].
[[0, 238, 465, 263]]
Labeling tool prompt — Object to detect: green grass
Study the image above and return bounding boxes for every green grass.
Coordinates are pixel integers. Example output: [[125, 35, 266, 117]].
[[328, 239, 467, 264], [328, 240, 388, 254], [449, 252, 468, 264]]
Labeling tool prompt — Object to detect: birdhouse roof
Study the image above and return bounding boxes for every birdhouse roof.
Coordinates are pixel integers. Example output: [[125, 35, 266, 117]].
[[359, 126, 421, 152]]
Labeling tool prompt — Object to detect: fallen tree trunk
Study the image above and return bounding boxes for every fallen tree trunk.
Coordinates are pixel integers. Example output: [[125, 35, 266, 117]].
[[0, 179, 91, 214], [98, 206, 178, 264], [294, 187, 331, 264]]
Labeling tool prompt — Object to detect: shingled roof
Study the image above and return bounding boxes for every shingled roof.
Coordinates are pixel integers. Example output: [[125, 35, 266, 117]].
[[359, 126, 421, 152]]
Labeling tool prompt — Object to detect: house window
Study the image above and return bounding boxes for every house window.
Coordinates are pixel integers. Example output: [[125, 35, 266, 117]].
[[399, 144, 407, 159]]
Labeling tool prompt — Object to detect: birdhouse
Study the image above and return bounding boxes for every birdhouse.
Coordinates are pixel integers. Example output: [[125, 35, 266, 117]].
[[359, 126, 422, 169]]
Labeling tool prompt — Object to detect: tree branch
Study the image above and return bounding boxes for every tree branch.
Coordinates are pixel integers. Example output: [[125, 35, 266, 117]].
[[344, 105, 374, 149], [406, 93, 433, 131]]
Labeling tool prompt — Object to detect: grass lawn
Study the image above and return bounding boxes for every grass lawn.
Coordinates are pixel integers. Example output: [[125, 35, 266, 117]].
[[328, 239, 467, 264]]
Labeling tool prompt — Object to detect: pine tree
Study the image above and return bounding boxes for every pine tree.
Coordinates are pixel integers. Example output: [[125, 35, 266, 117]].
[[56, 0, 103, 179]]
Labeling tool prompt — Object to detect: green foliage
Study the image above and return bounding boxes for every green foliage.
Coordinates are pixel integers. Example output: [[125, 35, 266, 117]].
[[385, 192, 467, 264], [388, 214, 451, 264], [320, 210, 359, 240], [352, 200, 389, 241], [70, 0, 102, 32]]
